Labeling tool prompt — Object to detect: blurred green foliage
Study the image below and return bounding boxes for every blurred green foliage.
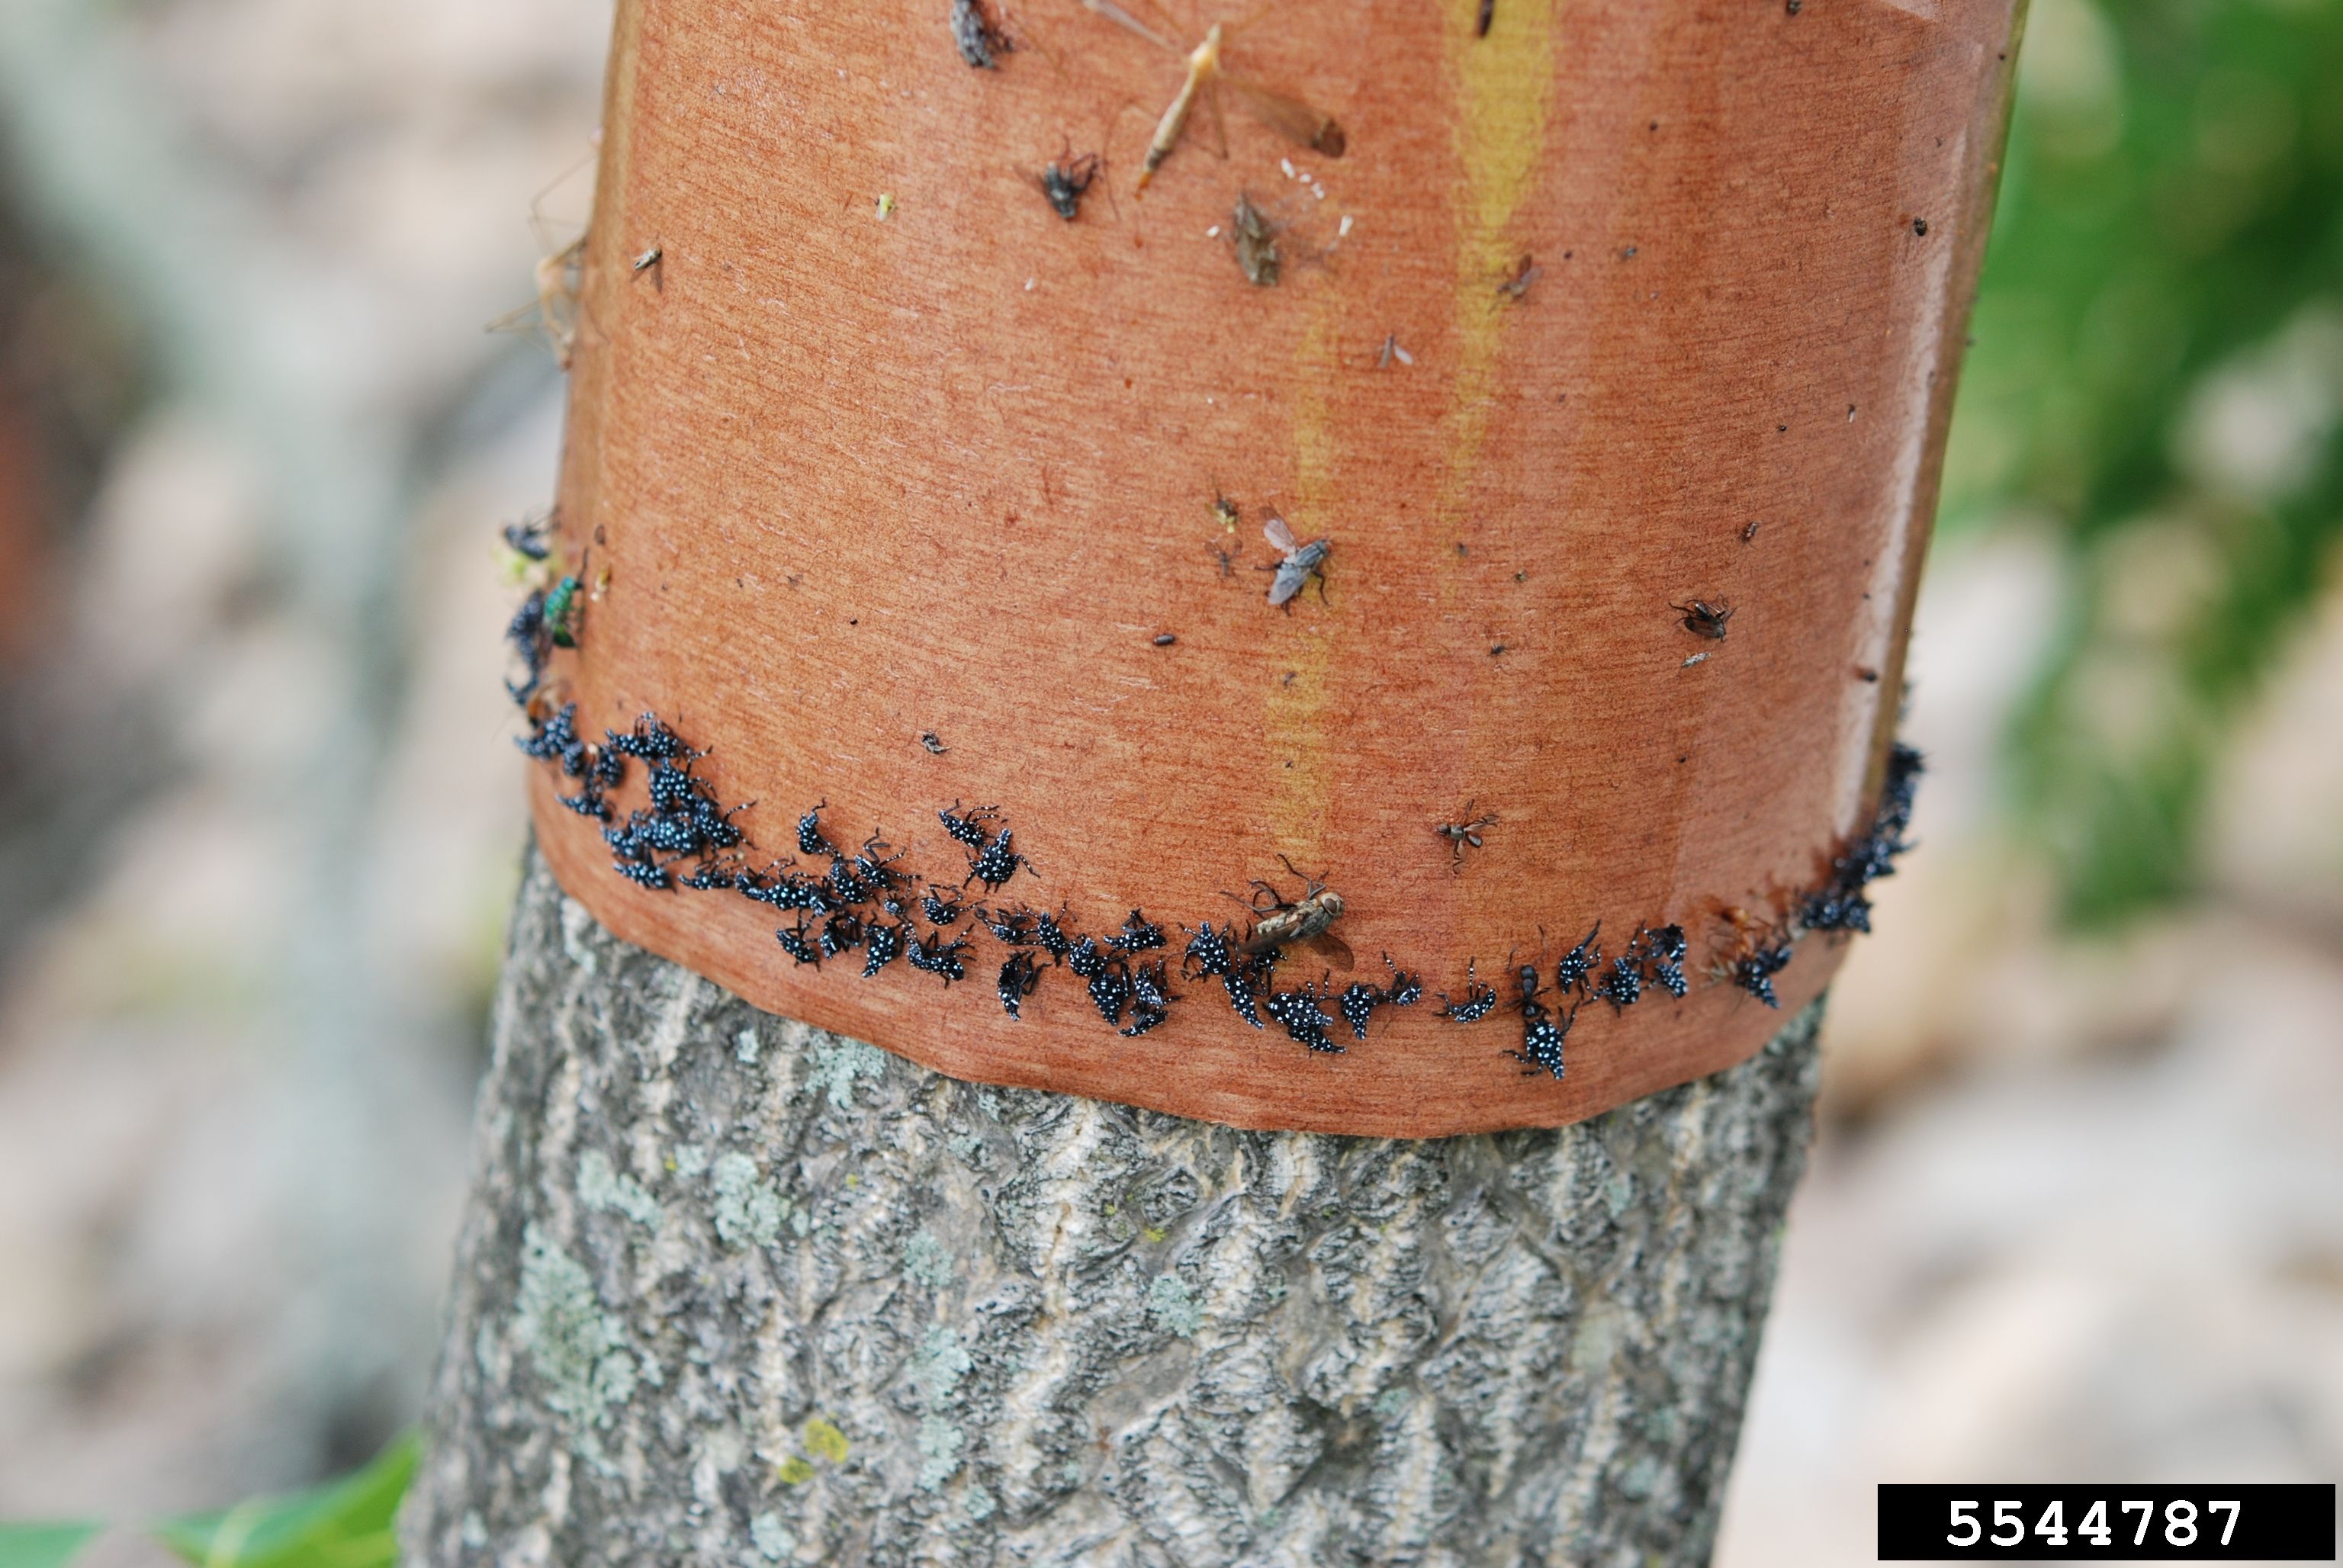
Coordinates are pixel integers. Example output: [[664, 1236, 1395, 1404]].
[[1942, 0, 2343, 923], [153, 1435, 411, 1568], [0, 1436, 412, 1568], [0, 1524, 101, 1568]]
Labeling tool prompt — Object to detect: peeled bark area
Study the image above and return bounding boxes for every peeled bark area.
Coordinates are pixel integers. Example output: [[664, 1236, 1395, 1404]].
[[403, 847, 1823, 1565]]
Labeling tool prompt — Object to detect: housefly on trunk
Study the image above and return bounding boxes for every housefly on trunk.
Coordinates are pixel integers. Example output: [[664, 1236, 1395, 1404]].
[[1228, 854, 1352, 971], [1079, 0, 1345, 191], [1261, 513, 1329, 609]]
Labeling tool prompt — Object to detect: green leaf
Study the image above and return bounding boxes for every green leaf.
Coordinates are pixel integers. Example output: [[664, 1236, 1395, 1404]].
[[0, 1522, 104, 1568], [152, 1434, 416, 1568]]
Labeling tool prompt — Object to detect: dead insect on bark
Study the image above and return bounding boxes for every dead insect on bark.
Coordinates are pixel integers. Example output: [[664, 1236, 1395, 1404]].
[[1377, 333, 1413, 368], [487, 234, 587, 369], [1672, 599, 1734, 640], [920, 730, 947, 753], [1436, 802, 1498, 872], [1740, 519, 1762, 543], [1477, 0, 1496, 34], [1079, 0, 1345, 191], [1040, 149, 1101, 220], [630, 246, 663, 291], [1233, 855, 1351, 970], [1232, 191, 1280, 286], [1152, 632, 1178, 646], [951, 0, 1013, 66], [1261, 513, 1330, 609], [1497, 255, 1542, 302]]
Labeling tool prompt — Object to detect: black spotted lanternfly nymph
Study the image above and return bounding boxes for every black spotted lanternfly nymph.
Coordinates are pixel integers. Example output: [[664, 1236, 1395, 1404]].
[[938, 800, 998, 850], [1110, 910, 1165, 952], [1261, 514, 1331, 610], [997, 950, 1042, 1018], [964, 827, 1030, 892], [1232, 191, 1279, 287], [921, 887, 966, 927], [798, 800, 836, 858], [1078, 0, 1345, 192], [1263, 981, 1339, 1052], [1436, 960, 1497, 1023], [1554, 921, 1602, 997], [1672, 599, 1734, 640], [908, 929, 972, 985]]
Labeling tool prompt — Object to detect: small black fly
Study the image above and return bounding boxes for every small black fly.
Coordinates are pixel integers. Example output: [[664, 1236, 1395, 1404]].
[[1040, 150, 1101, 220], [951, 0, 1011, 66], [1671, 599, 1734, 641]]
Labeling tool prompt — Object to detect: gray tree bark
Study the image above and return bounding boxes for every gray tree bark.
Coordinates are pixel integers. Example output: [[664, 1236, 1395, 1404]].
[[402, 844, 1823, 1566]]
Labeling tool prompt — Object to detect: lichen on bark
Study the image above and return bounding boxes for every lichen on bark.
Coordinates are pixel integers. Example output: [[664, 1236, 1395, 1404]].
[[403, 845, 1824, 1565]]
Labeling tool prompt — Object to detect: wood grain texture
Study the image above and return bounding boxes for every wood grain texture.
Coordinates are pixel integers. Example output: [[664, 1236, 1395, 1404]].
[[526, 0, 2021, 1135]]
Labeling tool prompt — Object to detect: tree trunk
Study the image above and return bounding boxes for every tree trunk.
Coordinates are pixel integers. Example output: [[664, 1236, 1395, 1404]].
[[401, 843, 1823, 1566]]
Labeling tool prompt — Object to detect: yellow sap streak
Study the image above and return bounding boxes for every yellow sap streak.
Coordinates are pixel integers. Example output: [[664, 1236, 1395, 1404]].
[[1263, 290, 1345, 850], [1438, 0, 1557, 541]]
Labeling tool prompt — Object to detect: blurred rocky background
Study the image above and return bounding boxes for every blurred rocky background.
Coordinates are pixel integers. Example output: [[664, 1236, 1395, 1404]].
[[0, 0, 2334, 1562]]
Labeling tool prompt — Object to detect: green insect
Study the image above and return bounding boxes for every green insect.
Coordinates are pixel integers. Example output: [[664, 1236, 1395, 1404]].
[[544, 575, 581, 647]]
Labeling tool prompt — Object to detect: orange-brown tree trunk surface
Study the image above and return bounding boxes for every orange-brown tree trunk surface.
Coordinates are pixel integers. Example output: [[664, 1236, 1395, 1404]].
[[517, 0, 2016, 1138], [406, 2, 2022, 1560]]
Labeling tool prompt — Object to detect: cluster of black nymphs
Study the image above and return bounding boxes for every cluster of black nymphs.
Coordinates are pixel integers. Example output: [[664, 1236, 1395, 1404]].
[[977, 901, 1176, 1035], [1247, 957, 1422, 1054], [1799, 742, 1925, 935]]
